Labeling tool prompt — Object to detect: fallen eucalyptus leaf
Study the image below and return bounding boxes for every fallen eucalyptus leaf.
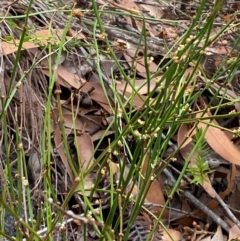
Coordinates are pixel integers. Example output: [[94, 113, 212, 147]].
[[196, 111, 240, 165]]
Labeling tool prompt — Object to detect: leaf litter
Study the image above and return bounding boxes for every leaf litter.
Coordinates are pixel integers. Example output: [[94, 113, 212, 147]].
[[1, 0, 240, 240]]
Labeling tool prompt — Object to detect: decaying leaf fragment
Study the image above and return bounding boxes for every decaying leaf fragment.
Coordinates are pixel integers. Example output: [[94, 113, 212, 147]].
[[141, 149, 168, 218], [75, 132, 94, 172], [177, 123, 216, 198], [53, 109, 74, 183], [228, 224, 240, 241], [196, 111, 240, 165]]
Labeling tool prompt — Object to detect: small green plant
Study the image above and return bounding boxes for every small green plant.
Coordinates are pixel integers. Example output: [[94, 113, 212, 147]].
[[186, 128, 214, 185]]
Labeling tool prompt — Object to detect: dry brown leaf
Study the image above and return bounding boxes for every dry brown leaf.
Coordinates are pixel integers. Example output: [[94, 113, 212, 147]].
[[91, 130, 114, 142], [141, 150, 168, 218], [80, 82, 112, 113], [61, 104, 104, 132], [109, 161, 139, 197], [74, 132, 99, 197], [63, 113, 102, 132], [162, 229, 182, 241], [2, 41, 38, 55], [75, 132, 94, 171], [207, 164, 236, 209], [115, 0, 157, 36], [123, 50, 158, 76], [223, 128, 235, 140], [224, 173, 240, 225], [205, 46, 228, 55], [108, 161, 119, 176], [42, 67, 82, 90], [178, 123, 216, 198], [86, 73, 143, 110], [35, 29, 85, 43], [123, 90, 145, 108], [80, 174, 99, 197], [57, 65, 83, 89], [107, 0, 141, 15], [2, 29, 85, 55], [140, 3, 165, 19], [36, 28, 85, 45], [52, 109, 74, 182], [66, 28, 86, 40], [211, 226, 224, 241], [196, 111, 240, 165], [223, 13, 232, 23], [117, 78, 157, 95], [159, 27, 178, 39], [228, 225, 240, 241], [60, 101, 100, 115]]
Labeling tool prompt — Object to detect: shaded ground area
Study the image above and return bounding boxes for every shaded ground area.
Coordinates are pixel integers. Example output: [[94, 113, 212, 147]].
[[1, 0, 240, 240]]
